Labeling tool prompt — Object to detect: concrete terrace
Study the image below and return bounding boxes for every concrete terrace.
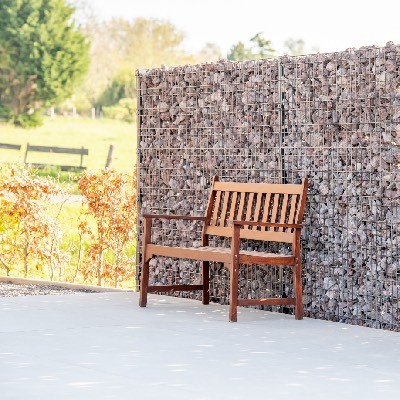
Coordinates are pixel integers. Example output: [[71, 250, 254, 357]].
[[1, 291, 399, 399]]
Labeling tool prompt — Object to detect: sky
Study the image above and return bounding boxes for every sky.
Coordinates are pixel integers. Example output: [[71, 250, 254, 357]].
[[87, 0, 400, 56]]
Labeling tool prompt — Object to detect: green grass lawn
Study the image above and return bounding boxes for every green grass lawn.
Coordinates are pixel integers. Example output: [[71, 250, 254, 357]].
[[0, 117, 137, 174]]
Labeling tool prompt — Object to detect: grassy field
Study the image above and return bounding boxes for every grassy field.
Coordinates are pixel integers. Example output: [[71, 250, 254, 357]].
[[0, 117, 137, 174]]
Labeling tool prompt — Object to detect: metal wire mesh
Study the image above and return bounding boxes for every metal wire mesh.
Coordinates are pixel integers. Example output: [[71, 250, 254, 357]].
[[137, 43, 400, 330]]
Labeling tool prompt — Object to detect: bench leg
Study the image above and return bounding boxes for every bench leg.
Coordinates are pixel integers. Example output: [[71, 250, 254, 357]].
[[228, 263, 238, 322], [294, 258, 303, 320], [139, 258, 150, 307], [202, 261, 210, 305]]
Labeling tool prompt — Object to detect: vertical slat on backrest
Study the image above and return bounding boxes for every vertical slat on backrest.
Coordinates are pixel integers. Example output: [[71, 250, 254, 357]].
[[253, 193, 263, 227], [278, 193, 289, 232], [202, 176, 219, 244], [270, 193, 280, 226], [210, 191, 222, 226], [296, 178, 309, 225], [244, 192, 254, 229], [287, 194, 299, 232], [261, 193, 272, 230], [219, 191, 230, 227], [203, 176, 219, 222], [236, 192, 246, 221], [229, 192, 238, 221], [205, 179, 307, 242]]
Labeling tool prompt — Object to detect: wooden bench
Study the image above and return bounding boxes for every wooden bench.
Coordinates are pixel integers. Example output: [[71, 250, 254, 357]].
[[24, 143, 88, 171], [140, 176, 308, 322]]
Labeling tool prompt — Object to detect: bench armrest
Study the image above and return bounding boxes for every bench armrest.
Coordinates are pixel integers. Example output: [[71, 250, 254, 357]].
[[229, 220, 303, 229], [141, 214, 206, 254], [142, 214, 206, 221]]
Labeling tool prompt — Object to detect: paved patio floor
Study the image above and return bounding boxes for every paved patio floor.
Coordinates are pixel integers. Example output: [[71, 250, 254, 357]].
[[1, 292, 399, 399]]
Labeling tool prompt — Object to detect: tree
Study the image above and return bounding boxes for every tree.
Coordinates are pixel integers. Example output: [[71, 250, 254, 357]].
[[0, 0, 89, 126], [250, 33, 275, 59], [283, 38, 306, 56], [99, 69, 137, 108], [111, 18, 195, 68], [78, 17, 203, 111], [228, 33, 275, 61], [227, 41, 250, 62], [74, 18, 121, 109], [282, 38, 319, 56], [197, 43, 223, 63]]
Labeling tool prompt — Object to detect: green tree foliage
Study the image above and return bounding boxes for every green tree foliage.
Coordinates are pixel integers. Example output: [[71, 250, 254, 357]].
[[227, 33, 275, 61], [197, 43, 223, 63], [282, 38, 319, 56], [0, 0, 89, 126], [74, 19, 120, 109], [112, 18, 192, 67], [227, 41, 249, 62], [283, 38, 306, 56], [79, 17, 201, 111], [99, 69, 136, 108], [102, 98, 137, 124]]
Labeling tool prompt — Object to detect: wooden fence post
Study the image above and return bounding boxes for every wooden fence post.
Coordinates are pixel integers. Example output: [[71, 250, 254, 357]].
[[105, 144, 114, 168]]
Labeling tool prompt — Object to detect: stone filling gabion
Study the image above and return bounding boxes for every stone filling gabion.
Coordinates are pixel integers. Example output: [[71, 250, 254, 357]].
[[138, 42, 400, 331]]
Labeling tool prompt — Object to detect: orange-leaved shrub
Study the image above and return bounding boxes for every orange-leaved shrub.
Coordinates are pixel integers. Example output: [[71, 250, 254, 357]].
[[0, 164, 66, 278], [78, 168, 137, 287]]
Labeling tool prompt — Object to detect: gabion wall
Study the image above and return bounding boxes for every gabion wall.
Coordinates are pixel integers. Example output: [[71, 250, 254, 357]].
[[137, 42, 400, 331]]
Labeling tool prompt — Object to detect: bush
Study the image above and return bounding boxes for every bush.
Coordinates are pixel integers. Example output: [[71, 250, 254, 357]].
[[99, 69, 136, 107], [33, 166, 81, 194], [0, 163, 64, 278], [102, 98, 136, 123], [0, 103, 11, 120], [13, 111, 44, 128], [0, 164, 137, 287], [78, 168, 137, 287]]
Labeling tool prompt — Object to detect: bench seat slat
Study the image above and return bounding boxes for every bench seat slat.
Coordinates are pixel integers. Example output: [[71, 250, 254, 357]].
[[146, 244, 295, 265], [205, 225, 294, 243]]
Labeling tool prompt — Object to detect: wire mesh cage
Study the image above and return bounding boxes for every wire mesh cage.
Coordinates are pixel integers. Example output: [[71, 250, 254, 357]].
[[137, 43, 400, 330]]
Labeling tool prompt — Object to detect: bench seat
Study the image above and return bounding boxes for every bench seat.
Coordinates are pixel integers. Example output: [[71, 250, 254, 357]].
[[147, 244, 295, 265]]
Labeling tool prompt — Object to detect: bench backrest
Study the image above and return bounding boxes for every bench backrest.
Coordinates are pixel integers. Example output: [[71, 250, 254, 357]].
[[203, 176, 308, 244]]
